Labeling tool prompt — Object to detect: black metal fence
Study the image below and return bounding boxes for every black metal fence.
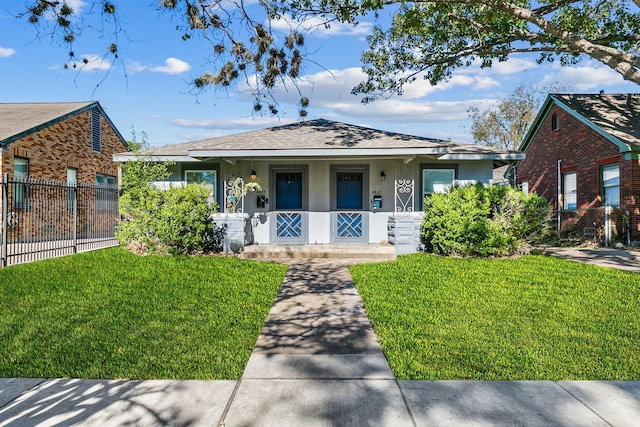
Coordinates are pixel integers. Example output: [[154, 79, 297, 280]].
[[1, 174, 119, 267]]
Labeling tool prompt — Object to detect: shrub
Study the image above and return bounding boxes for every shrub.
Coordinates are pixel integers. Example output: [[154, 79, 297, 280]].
[[154, 185, 216, 255], [421, 184, 551, 256], [117, 150, 221, 255]]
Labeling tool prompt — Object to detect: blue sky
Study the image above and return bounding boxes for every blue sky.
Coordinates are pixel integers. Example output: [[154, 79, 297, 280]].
[[1, 0, 638, 147]]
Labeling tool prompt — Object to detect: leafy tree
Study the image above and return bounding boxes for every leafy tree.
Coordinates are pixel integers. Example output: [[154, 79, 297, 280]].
[[468, 84, 539, 150], [468, 82, 573, 150], [17, 1, 640, 111], [119, 129, 173, 194]]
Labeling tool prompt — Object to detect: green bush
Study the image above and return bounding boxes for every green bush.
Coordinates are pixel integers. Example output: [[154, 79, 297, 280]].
[[421, 184, 551, 256], [116, 152, 221, 255], [118, 183, 220, 255], [154, 185, 216, 254]]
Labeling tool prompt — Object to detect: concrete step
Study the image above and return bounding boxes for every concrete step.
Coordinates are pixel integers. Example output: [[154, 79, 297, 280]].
[[241, 244, 396, 261]]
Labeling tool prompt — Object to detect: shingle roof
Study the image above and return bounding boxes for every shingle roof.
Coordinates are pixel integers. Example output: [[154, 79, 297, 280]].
[[135, 118, 520, 157], [0, 102, 97, 143], [551, 93, 640, 148]]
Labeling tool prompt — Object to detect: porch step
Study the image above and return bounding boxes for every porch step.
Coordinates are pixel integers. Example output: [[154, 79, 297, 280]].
[[241, 244, 396, 262]]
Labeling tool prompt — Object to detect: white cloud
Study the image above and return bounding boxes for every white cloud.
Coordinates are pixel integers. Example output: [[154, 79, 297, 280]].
[[61, 54, 112, 72], [329, 98, 493, 123], [270, 15, 374, 38], [541, 61, 632, 92], [127, 61, 148, 73], [150, 57, 191, 75], [0, 47, 16, 58], [64, 0, 87, 12], [43, 0, 87, 21], [486, 57, 537, 75], [170, 116, 295, 130]]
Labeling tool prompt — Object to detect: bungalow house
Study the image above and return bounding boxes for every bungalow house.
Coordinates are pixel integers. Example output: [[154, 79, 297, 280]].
[[0, 101, 127, 247], [507, 93, 640, 243], [115, 119, 523, 253]]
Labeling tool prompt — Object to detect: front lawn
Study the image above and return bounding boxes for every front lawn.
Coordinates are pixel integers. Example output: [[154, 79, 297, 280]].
[[350, 254, 640, 380], [0, 247, 287, 380]]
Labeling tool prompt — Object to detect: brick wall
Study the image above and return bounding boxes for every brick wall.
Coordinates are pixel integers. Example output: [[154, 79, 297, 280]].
[[0, 108, 124, 183], [0, 108, 124, 243], [516, 104, 640, 241]]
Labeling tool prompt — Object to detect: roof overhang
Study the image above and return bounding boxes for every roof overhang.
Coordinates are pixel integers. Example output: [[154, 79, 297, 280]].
[[189, 148, 525, 160], [114, 148, 525, 163], [113, 154, 199, 162]]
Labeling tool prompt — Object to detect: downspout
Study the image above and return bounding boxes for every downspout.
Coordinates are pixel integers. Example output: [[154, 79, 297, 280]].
[[557, 159, 562, 237]]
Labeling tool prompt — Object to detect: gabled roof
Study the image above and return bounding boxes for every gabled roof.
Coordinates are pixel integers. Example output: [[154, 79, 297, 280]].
[[0, 101, 127, 149], [518, 93, 640, 159], [115, 118, 523, 165]]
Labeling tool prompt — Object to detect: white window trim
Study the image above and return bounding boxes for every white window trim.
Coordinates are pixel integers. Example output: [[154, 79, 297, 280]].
[[601, 163, 620, 207], [562, 172, 577, 210]]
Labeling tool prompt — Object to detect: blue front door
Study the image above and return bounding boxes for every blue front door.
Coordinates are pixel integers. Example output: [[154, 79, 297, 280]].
[[275, 172, 303, 210], [334, 172, 365, 241], [274, 172, 305, 242], [336, 172, 363, 210]]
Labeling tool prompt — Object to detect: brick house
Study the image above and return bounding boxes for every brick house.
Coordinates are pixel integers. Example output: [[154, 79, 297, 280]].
[[0, 101, 126, 184], [0, 102, 127, 242], [507, 93, 640, 243]]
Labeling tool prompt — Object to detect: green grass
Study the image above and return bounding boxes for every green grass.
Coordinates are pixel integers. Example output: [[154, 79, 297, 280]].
[[0, 247, 287, 380], [350, 254, 640, 380]]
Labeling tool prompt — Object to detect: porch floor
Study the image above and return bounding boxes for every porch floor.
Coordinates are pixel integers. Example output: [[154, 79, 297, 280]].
[[241, 244, 396, 262]]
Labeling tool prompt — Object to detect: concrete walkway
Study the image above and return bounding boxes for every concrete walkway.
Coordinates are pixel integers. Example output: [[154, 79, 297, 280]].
[[2, 259, 640, 426], [545, 246, 640, 273]]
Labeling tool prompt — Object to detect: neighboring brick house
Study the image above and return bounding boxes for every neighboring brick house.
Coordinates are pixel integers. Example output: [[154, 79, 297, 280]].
[[0, 101, 126, 184], [507, 93, 640, 243], [0, 101, 127, 241]]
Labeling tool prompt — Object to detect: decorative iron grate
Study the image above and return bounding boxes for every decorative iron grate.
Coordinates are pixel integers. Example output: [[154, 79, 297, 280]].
[[395, 178, 415, 214], [337, 212, 363, 238], [276, 212, 303, 238]]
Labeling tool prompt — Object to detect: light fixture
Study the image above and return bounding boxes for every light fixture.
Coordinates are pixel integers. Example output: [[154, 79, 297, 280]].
[[380, 171, 386, 181], [250, 170, 257, 181]]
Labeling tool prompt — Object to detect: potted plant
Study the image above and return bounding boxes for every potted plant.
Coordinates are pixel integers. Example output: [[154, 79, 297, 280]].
[[226, 177, 262, 213]]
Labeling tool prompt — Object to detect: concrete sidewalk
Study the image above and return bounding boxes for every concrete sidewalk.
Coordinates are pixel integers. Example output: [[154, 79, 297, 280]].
[[2, 260, 640, 426], [545, 246, 640, 273]]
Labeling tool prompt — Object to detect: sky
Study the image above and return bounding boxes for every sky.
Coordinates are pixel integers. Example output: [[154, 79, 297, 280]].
[[1, 0, 638, 148]]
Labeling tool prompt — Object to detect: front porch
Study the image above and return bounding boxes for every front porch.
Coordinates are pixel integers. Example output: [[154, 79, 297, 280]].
[[213, 211, 424, 255]]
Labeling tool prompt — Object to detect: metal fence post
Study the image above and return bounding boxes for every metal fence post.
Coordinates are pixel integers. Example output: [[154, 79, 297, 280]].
[[1, 174, 8, 267], [72, 181, 78, 253], [604, 205, 611, 247]]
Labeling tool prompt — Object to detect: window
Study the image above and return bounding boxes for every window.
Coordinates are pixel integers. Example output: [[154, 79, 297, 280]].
[[601, 164, 620, 207], [551, 113, 559, 131], [562, 172, 577, 210], [185, 170, 217, 205], [91, 109, 101, 152], [96, 173, 116, 212], [13, 157, 29, 209], [67, 167, 77, 209], [96, 173, 116, 187], [422, 167, 456, 209], [423, 168, 455, 198]]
